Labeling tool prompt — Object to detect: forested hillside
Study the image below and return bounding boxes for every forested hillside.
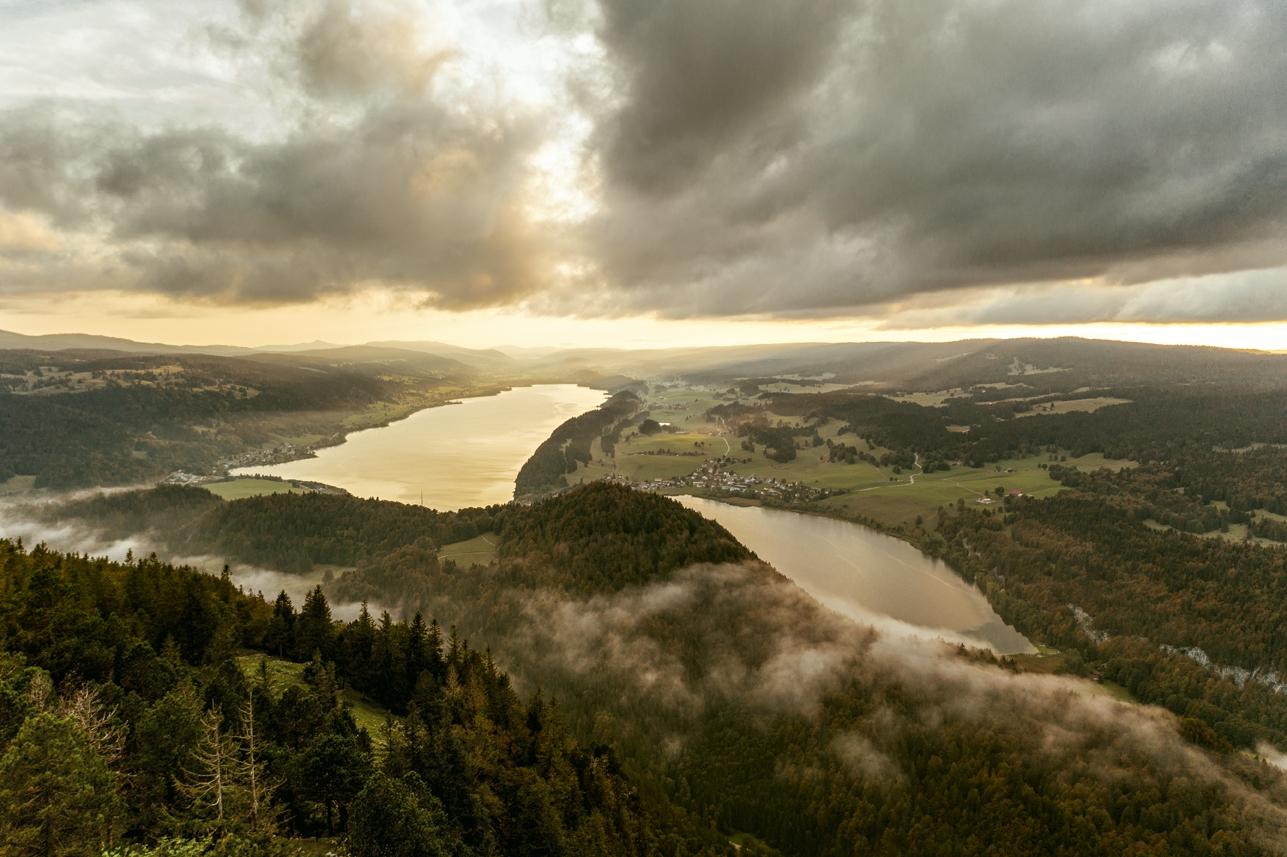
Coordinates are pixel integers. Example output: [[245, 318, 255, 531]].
[[0, 538, 729, 856], [513, 391, 642, 497], [0, 347, 500, 489], [31, 483, 1287, 855], [933, 481, 1287, 749]]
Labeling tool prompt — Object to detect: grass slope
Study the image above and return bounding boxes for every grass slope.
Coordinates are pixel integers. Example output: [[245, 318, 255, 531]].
[[235, 654, 395, 745]]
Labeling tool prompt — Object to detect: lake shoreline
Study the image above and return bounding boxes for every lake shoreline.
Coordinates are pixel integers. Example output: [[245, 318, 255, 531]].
[[232, 384, 609, 509], [665, 485, 1049, 655], [217, 383, 517, 475], [675, 494, 1035, 655]]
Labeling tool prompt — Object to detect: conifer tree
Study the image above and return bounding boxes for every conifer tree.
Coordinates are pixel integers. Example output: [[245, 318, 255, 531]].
[[0, 712, 120, 856]]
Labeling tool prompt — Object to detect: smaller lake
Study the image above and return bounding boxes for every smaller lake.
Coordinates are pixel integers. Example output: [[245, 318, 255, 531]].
[[677, 497, 1034, 654], [234, 384, 607, 510]]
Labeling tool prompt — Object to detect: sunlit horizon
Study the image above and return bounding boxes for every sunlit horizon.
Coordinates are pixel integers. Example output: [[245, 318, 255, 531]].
[[4, 303, 1286, 354]]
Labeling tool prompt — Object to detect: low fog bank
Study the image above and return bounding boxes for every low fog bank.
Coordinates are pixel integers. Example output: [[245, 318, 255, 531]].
[[432, 559, 1287, 839], [0, 492, 373, 621], [7, 490, 1287, 846]]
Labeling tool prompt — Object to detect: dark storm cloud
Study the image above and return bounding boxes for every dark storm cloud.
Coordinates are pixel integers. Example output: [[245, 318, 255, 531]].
[[0, 105, 104, 227], [91, 100, 546, 305], [0, 0, 551, 308], [577, 0, 1287, 320], [2, 0, 1286, 322], [593, 0, 856, 192]]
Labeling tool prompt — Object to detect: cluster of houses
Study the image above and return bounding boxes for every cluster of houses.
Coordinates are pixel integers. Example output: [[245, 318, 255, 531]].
[[605, 458, 833, 503], [163, 471, 208, 487], [218, 441, 310, 471]]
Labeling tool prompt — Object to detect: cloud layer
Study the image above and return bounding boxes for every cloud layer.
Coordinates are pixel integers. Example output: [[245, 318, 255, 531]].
[[0, 0, 1285, 323], [575, 0, 1287, 319], [0, 0, 552, 308]]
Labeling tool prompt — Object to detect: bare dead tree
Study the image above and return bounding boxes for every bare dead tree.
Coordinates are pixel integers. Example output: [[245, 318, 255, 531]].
[[59, 685, 126, 762], [177, 709, 232, 825], [234, 694, 280, 834]]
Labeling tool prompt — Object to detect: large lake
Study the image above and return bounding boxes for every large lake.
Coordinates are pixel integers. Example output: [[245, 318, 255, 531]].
[[677, 496, 1034, 654], [234, 384, 607, 510]]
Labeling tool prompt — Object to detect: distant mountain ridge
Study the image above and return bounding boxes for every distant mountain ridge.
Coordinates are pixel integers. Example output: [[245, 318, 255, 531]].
[[3, 328, 1284, 390], [0, 329, 512, 373], [0, 328, 255, 356]]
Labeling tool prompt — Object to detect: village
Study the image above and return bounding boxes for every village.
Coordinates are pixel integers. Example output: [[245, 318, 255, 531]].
[[604, 457, 836, 503], [218, 440, 313, 471]]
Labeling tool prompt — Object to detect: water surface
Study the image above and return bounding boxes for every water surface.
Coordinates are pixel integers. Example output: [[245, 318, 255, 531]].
[[235, 385, 607, 509], [677, 496, 1033, 654]]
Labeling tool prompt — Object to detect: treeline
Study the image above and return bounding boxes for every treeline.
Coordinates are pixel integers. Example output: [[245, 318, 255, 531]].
[[0, 538, 729, 856], [754, 386, 1287, 470], [513, 391, 641, 497]]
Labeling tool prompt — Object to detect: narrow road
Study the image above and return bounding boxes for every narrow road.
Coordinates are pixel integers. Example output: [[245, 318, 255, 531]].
[[711, 415, 731, 456], [857, 451, 923, 491]]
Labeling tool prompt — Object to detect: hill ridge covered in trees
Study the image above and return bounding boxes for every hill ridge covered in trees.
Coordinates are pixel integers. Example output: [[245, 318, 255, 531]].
[[0, 537, 732, 856]]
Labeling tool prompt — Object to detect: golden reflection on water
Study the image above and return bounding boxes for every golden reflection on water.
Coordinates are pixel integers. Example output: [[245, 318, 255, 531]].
[[235, 385, 607, 510]]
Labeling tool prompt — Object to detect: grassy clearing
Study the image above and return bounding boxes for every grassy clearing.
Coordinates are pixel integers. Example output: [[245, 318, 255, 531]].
[[1014, 397, 1132, 417], [728, 453, 889, 490], [814, 452, 1133, 527], [0, 475, 36, 496], [1064, 452, 1137, 472], [438, 533, 498, 568], [569, 421, 728, 484], [203, 477, 308, 500], [1145, 519, 1278, 547], [624, 432, 717, 454], [1095, 681, 1138, 703], [586, 453, 703, 482], [816, 491, 942, 529], [1011, 653, 1135, 701], [888, 390, 967, 407], [235, 654, 395, 744], [645, 388, 726, 426], [728, 831, 783, 855]]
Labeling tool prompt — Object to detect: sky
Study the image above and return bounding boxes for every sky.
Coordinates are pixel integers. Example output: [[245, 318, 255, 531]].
[[0, 0, 1285, 351]]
